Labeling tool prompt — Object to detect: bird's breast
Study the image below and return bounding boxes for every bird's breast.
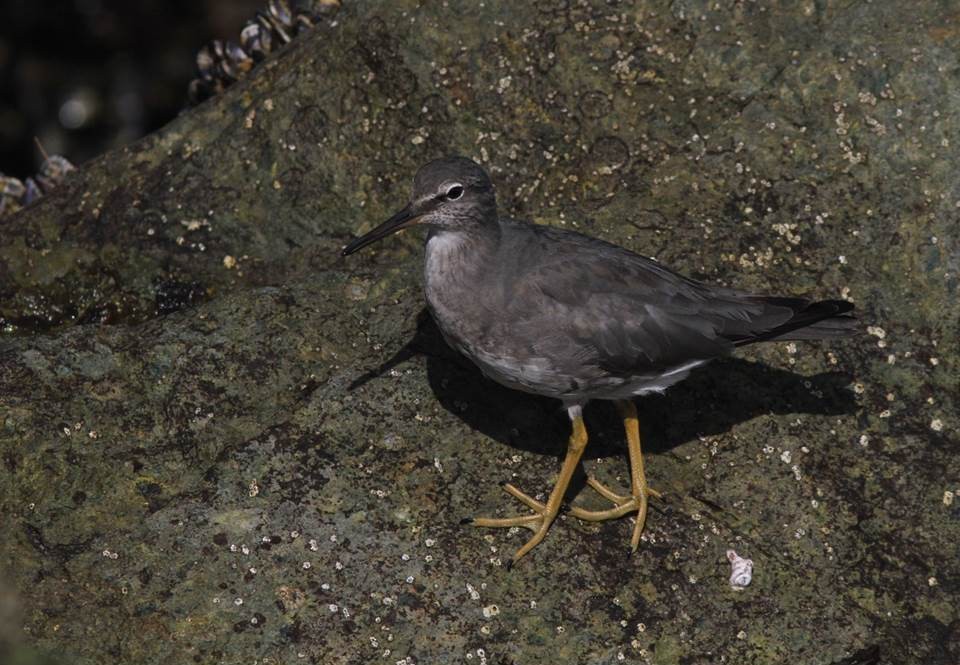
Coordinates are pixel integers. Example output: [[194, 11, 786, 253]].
[[423, 231, 501, 355]]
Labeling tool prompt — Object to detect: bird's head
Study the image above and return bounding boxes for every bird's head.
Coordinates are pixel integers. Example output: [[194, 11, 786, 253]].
[[342, 156, 497, 256]]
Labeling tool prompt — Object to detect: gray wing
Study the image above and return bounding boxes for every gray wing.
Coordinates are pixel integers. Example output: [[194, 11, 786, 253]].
[[498, 223, 821, 378]]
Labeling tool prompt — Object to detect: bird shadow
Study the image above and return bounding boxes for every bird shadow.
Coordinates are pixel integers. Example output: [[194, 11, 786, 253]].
[[349, 308, 857, 462]]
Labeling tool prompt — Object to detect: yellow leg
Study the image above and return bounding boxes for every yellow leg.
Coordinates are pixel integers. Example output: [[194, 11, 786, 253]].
[[568, 400, 660, 552], [467, 415, 589, 564]]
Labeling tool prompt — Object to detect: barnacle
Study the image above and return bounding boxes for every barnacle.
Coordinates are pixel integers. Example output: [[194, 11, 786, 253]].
[[0, 155, 75, 220], [187, 0, 342, 105], [37, 155, 76, 192], [1, 175, 26, 200], [0, 176, 26, 217], [726, 549, 753, 589]]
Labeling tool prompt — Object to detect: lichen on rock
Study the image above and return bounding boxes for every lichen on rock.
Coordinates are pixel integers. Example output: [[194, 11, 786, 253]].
[[1, 1, 958, 663]]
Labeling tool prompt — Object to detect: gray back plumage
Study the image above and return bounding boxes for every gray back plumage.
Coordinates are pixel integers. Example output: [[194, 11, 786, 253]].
[[436, 219, 854, 391]]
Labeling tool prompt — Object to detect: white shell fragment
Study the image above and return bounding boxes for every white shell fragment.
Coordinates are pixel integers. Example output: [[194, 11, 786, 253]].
[[726, 549, 753, 590]]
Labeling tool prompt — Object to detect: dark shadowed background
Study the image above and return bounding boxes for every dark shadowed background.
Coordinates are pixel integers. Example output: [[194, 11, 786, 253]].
[[0, 0, 261, 175]]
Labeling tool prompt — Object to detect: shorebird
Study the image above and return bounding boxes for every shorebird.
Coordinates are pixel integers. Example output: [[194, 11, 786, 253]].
[[342, 156, 855, 564]]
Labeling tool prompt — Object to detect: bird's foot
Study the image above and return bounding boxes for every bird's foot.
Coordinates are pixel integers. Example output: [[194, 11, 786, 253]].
[[465, 483, 562, 563], [465, 414, 590, 565], [569, 476, 662, 552]]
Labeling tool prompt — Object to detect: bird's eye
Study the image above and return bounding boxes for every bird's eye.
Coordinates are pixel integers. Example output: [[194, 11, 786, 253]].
[[446, 184, 464, 200]]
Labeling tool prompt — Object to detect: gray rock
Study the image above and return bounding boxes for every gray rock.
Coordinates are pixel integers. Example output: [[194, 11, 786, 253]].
[[1, 1, 957, 663]]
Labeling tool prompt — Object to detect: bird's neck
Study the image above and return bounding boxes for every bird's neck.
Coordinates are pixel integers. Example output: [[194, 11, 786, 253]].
[[426, 222, 501, 263], [424, 223, 501, 299], [422, 220, 509, 358]]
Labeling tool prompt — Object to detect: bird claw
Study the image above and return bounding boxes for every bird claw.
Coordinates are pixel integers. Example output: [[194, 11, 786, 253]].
[[465, 482, 561, 562], [583, 475, 661, 504], [469, 483, 548, 532], [569, 476, 660, 552]]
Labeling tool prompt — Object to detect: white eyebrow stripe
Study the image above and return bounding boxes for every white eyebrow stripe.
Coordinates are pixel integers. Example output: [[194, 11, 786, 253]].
[[413, 193, 436, 207]]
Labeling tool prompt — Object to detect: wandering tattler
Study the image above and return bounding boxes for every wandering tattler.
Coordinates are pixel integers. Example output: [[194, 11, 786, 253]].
[[342, 156, 856, 563]]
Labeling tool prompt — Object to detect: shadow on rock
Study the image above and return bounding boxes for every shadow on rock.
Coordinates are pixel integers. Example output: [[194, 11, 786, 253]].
[[350, 308, 857, 460]]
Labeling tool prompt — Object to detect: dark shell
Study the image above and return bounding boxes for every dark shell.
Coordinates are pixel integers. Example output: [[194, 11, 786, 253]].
[[22, 178, 42, 205], [312, 0, 342, 16], [0, 197, 22, 217], [198, 40, 248, 83], [294, 13, 315, 31], [187, 78, 209, 104], [0, 175, 26, 200], [187, 77, 223, 105], [39, 155, 76, 181], [0, 155, 75, 219], [268, 0, 294, 29], [225, 42, 254, 75], [210, 40, 228, 62], [196, 44, 217, 80], [259, 10, 292, 44], [185, 0, 339, 105], [241, 21, 273, 59]]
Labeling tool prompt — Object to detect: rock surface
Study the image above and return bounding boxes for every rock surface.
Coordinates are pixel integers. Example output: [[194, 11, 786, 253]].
[[1, 1, 958, 663]]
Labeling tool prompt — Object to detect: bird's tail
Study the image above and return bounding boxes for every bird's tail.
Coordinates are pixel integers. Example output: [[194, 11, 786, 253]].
[[731, 298, 857, 347]]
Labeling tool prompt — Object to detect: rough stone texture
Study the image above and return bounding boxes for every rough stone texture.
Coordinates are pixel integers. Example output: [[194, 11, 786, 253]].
[[1, 1, 958, 664]]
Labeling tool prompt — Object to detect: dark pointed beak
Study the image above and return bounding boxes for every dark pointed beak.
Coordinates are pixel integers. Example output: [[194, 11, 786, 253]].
[[342, 204, 421, 256]]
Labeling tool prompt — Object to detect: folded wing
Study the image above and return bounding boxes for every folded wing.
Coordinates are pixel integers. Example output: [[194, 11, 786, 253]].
[[505, 226, 855, 379]]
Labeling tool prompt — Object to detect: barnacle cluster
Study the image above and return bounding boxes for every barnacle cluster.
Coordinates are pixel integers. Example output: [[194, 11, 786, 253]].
[[0, 155, 75, 219], [1, 0, 340, 219], [188, 0, 342, 104]]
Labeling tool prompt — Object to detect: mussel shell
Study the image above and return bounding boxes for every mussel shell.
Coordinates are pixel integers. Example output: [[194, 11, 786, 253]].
[[268, 0, 294, 28], [186, 0, 329, 105], [187, 77, 223, 104], [39, 155, 76, 181], [294, 13, 315, 32], [313, 0, 342, 14], [216, 58, 239, 82], [187, 78, 210, 104], [196, 44, 217, 80], [0, 175, 26, 199], [22, 178, 42, 205], [241, 21, 271, 59], [259, 9, 291, 44], [224, 42, 254, 75], [0, 198, 22, 217]]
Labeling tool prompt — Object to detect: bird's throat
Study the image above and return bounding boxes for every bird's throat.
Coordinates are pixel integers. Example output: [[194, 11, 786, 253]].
[[423, 226, 500, 330]]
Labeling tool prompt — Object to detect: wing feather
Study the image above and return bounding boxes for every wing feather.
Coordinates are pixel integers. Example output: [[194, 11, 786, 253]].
[[502, 223, 800, 377]]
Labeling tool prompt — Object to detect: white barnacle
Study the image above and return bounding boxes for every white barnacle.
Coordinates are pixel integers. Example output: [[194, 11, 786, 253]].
[[726, 549, 753, 589]]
